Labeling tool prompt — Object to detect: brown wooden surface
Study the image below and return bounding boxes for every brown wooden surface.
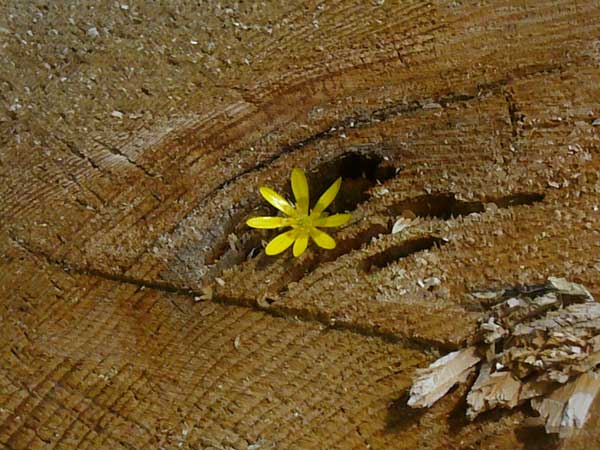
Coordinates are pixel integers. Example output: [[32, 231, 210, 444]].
[[2, 1, 600, 448]]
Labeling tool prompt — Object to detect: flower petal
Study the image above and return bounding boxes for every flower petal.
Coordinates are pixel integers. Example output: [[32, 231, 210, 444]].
[[259, 187, 296, 217], [291, 168, 309, 215], [310, 228, 336, 249], [265, 229, 297, 255], [293, 232, 309, 257], [312, 177, 342, 216], [313, 213, 352, 228], [246, 216, 291, 229]]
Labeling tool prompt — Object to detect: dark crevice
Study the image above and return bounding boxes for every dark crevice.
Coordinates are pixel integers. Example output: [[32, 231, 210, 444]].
[[388, 192, 544, 219], [277, 190, 544, 285], [203, 204, 272, 266], [202, 226, 269, 280], [276, 223, 390, 292], [10, 232, 199, 296], [270, 301, 457, 353], [305, 151, 397, 213], [489, 192, 544, 208], [361, 192, 543, 272], [388, 194, 484, 219], [362, 236, 447, 272], [213, 190, 544, 287], [55, 135, 104, 174], [10, 234, 452, 353], [66, 173, 107, 207]]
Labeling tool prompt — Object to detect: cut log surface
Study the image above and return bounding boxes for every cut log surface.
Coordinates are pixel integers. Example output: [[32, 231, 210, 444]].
[[1, 0, 600, 448]]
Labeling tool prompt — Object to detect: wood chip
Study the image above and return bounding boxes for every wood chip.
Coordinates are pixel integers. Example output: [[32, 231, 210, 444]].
[[531, 371, 600, 438], [408, 346, 481, 408], [467, 363, 522, 419], [391, 217, 415, 234], [408, 278, 600, 437]]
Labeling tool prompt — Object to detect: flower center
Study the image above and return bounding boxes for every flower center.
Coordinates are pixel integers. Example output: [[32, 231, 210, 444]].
[[295, 213, 313, 230]]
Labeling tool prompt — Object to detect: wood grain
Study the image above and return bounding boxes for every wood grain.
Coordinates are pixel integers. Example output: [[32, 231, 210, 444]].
[[2, 0, 600, 448]]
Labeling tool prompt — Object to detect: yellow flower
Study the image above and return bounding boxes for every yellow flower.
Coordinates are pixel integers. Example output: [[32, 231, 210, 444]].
[[246, 168, 352, 257]]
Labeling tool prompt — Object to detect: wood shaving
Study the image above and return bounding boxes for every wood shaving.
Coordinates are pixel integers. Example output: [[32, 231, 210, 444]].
[[531, 371, 600, 438], [391, 217, 416, 234], [408, 346, 480, 408], [408, 277, 600, 438]]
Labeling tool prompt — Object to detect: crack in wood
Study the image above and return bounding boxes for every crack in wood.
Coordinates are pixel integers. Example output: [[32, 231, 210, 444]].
[[7, 232, 452, 354], [92, 138, 159, 179], [55, 135, 103, 172], [363, 236, 447, 273], [386, 192, 544, 218]]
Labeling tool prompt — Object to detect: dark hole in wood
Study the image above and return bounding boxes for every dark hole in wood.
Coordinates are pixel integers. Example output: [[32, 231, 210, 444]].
[[308, 151, 397, 213], [388, 192, 544, 219], [362, 236, 447, 272], [491, 192, 544, 208], [388, 194, 484, 219]]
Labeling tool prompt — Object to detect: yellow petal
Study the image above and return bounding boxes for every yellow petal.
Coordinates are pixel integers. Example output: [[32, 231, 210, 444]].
[[310, 228, 336, 249], [246, 216, 291, 229], [312, 177, 342, 216], [313, 213, 352, 228], [259, 186, 296, 217], [293, 232, 309, 257], [291, 168, 309, 215], [265, 229, 297, 255]]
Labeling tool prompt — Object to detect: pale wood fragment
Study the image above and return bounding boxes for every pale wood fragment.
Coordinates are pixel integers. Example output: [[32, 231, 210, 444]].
[[531, 371, 600, 438], [466, 366, 557, 419], [467, 363, 522, 419], [502, 302, 600, 382], [409, 278, 600, 439], [408, 346, 481, 408]]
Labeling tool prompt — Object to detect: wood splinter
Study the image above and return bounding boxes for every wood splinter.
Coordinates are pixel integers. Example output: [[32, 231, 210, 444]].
[[407, 277, 600, 437]]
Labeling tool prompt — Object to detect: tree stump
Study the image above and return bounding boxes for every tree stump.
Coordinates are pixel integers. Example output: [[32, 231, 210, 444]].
[[1, 1, 600, 448]]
